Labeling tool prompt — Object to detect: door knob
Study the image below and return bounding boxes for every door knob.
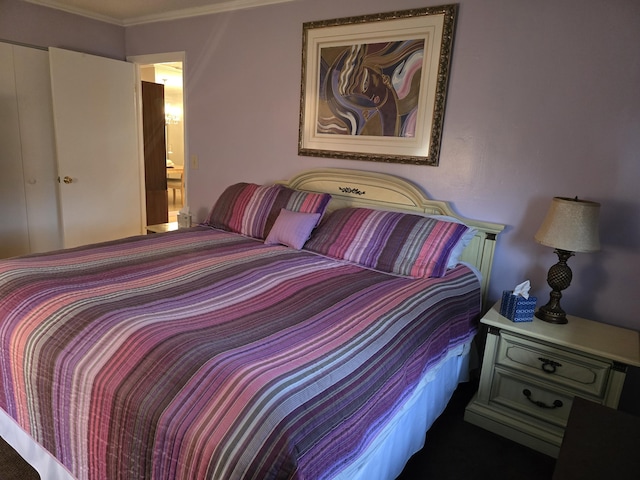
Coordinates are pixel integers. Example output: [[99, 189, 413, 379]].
[[63, 176, 73, 184]]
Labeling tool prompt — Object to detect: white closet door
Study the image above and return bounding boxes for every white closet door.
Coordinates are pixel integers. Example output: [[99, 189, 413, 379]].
[[50, 47, 143, 249], [0, 43, 30, 258], [13, 44, 62, 254]]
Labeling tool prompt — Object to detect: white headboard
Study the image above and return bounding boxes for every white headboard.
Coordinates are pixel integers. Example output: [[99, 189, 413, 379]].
[[281, 168, 504, 308]]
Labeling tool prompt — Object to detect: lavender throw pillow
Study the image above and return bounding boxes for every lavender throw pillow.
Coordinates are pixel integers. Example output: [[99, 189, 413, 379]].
[[264, 209, 321, 250]]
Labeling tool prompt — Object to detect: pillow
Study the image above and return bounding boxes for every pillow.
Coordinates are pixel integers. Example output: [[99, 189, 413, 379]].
[[205, 182, 332, 240], [425, 215, 477, 269], [304, 208, 471, 278], [205, 183, 282, 239], [263, 186, 331, 236], [264, 209, 321, 250]]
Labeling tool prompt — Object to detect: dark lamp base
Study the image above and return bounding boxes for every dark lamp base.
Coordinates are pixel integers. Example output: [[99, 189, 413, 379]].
[[537, 248, 574, 325], [535, 305, 568, 324]]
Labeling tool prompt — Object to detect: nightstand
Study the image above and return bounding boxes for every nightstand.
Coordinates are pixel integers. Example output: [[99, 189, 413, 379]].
[[464, 301, 640, 458], [146, 222, 179, 234]]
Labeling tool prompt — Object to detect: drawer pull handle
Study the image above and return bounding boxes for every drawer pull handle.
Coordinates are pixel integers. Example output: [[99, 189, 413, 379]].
[[522, 388, 563, 409], [538, 357, 562, 374]]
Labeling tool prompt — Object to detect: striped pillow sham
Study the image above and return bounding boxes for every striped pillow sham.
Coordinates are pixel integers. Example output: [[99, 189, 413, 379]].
[[265, 186, 331, 237], [205, 183, 281, 238], [304, 208, 471, 278], [205, 183, 331, 239]]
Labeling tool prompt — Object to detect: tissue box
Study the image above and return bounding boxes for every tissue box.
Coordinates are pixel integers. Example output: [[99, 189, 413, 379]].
[[500, 290, 537, 322], [177, 212, 192, 229]]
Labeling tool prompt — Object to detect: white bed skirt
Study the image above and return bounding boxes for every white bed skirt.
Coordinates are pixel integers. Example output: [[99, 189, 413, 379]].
[[0, 341, 471, 480], [0, 409, 75, 479], [336, 341, 471, 480]]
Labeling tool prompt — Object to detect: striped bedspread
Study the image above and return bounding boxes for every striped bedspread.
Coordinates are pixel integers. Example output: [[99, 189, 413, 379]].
[[0, 227, 481, 479]]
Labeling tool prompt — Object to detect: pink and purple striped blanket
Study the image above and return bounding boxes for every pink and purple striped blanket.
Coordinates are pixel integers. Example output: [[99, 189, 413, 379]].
[[0, 227, 480, 479]]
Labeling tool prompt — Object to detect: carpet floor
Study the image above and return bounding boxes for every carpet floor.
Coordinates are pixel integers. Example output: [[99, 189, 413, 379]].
[[397, 380, 556, 479], [0, 436, 40, 480]]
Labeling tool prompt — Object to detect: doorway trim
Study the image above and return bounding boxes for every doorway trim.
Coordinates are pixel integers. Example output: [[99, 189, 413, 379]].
[[128, 51, 187, 225]]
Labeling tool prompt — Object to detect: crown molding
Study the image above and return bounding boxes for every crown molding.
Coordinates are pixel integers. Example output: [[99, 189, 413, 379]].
[[124, 0, 297, 26], [24, 0, 123, 25], [24, 0, 298, 27]]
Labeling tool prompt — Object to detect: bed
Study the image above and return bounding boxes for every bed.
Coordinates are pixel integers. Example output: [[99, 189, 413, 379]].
[[0, 168, 504, 479]]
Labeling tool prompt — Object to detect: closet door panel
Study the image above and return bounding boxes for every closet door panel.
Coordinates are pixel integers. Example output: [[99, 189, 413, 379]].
[[50, 47, 143, 248], [13, 44, 62, 253], [0, 42, 29, 259]]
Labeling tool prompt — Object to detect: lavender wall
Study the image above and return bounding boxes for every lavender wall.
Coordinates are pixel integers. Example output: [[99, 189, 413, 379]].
[[125, 0, 640, 331], [1, 0, 638, 331], [0, 0, 124, 58]]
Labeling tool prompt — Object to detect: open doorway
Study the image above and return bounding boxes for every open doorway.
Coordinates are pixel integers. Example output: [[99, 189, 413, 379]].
[[140, 62, 184, 222], [129, 53, 186, 226]]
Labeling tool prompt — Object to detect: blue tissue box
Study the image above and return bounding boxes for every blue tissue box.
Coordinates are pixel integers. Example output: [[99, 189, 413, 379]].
[[500, 290, 537, 322]]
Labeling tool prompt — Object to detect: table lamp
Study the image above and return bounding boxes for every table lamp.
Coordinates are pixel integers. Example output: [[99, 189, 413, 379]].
[[534, 197, 600, 324]]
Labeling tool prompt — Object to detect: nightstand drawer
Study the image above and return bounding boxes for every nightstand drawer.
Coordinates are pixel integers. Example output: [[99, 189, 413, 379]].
[[496, 332, 611, 397], [491, 368, 575, 428]]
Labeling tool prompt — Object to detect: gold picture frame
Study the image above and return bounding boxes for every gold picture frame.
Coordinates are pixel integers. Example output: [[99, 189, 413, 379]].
[[298, 5, 458, 166]]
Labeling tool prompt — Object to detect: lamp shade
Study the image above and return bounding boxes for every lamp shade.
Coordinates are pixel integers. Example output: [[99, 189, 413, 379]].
[[534, 197, 600, 253]]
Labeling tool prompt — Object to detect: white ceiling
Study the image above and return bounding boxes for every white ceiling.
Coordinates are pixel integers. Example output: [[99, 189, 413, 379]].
[[24, 0, 298, 26]]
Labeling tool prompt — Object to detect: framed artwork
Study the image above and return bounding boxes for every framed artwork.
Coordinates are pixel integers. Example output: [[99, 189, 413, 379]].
[[298, 5, 458, 166]]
